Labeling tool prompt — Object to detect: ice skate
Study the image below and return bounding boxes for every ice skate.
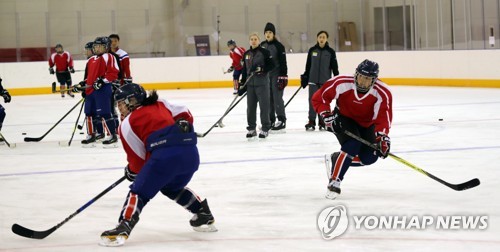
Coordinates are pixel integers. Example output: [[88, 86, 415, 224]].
[[100, 215, 139, 247], [95, 133, 105, 142], [102, 134, 118, 148], [246, 129, 257, 141], [258, 130, 269, 140], [305, 121, 315, 131], [318, 121, 326, 131], [270, 120, 286, 134], [68, 91, 75, 98], [81, 134, 96, 148], [325, 179, 342, 200], [190, 199, 217, 232], [61, 93, 65, 98]]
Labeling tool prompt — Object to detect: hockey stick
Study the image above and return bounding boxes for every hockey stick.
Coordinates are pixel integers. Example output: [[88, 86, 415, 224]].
[[222, 67, 229, 74], [12, 176, 127, 239], [0, 131, 16, 148], [196, 93, 247, 138], [284, 85, 302, 108], [343, 130, 480, 191], [66, 99, 85, 146], [24, 98, 84, 142], [196, 74, 254, 137]]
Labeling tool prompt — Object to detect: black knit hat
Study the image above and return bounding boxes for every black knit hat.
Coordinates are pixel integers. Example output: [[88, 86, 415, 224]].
[[264, 22, 276, 34]]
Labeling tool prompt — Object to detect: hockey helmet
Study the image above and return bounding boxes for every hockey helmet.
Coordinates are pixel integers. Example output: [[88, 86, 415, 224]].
[[354, 59, 379, 93], [114, 83, 147, 113], [84, 41, 94, 50], [55, 43, 63, 49], [93, 36, 110, 54], [227, 39, 236, 47]]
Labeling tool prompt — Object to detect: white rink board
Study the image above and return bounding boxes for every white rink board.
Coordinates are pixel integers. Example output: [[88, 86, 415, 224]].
[[1, 86, 499, 251]]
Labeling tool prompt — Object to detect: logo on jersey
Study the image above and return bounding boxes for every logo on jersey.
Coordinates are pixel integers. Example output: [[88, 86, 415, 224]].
[[317, 205, 349, 240]]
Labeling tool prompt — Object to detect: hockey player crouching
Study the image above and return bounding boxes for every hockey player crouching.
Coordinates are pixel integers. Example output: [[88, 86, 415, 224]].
[[312, 59, 393, 200], [100, 83, 216, 246]]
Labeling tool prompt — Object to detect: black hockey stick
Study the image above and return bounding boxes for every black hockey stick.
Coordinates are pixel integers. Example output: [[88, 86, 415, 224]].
[[0, 131, 16, 148], [24, 98, 84, 142], [67, 99, 85, 146], [343, 130, 480, 191], [12, 176, 127, 239], [196, 93, 247, 138], [196, 74, 254, 138], [284, 85, 302, 108]]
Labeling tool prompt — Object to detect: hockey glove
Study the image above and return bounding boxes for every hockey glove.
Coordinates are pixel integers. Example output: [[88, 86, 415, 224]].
[[176, 119, 191, 133], [376, 132, 391, 159], [320, 111, 342, 134], [227, 66, 234, 73], [124, 165, 137, 182], [49, 68, 55, 75], [93, 78, 105, 90], [300, 74, 308, 89], [69, 67, 75, 74], [277, 76, 288, 90], [1, 89, 11, 103]]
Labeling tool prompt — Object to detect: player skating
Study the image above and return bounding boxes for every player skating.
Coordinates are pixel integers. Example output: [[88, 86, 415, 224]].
[[48, 44, 75, 98], [312, 59, 392, 199], [100, 83, 216, 246], [78, 37, 119, 147]]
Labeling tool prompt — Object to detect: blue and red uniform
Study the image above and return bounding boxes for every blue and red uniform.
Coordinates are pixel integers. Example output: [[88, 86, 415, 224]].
[[118, 99, 202, 221]]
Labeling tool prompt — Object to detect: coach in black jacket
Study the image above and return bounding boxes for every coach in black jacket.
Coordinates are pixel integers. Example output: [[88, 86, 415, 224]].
[[302, 31, 339, 131]]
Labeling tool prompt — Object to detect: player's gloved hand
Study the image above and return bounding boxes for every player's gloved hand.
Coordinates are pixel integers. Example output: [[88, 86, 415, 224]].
[[227, 66, 234, 73], [49, 68, 55, 75], [69, 67, 75, 74], [1, 89, 11, 103], [300, 74, 308, 89], [124, 165, 137, 182], [376, 132, 391, 159], [176, 119, 191, 133], [93, 78, 105, 90], [277, 76, 288, 90], [320, 111, 342, 134]]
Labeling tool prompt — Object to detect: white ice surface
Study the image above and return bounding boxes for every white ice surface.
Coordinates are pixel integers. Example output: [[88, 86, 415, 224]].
[[1, 86, 499, 251]]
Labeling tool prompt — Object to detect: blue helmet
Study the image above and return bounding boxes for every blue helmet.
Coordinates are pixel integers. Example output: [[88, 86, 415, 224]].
[[355, 59, 379, 92], [114, 83, 146, 112]]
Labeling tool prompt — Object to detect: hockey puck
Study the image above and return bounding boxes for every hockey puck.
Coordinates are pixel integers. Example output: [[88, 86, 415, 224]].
[[438, 118, 443, 121], [22, 132, 27, 135], [80, 132, 85, 135]]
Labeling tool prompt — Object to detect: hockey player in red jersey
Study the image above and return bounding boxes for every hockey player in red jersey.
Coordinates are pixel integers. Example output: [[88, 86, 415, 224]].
[[100, 83, 216, 247], [48, 44, 75, 98], [312, 59, 392, 200], [80, 36, 119, 147], [227, 39, 245, 95], [109, 34, 132, 84]]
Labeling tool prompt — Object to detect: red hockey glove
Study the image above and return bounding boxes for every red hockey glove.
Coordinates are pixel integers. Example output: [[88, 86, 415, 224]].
[[376, 132, 391, 159]]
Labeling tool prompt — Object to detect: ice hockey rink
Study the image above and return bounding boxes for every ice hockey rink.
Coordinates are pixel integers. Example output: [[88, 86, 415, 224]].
[[1, 85, 499, 251]]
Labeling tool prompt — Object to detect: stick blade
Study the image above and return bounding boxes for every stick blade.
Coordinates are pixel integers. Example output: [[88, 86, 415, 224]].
[[12, 223, 55, 239], [454, 178, 480, 191], [24, 137, 41, 142]]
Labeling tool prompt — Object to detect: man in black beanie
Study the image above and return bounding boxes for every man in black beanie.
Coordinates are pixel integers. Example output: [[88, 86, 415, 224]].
[[261, 22, 288, 133]]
